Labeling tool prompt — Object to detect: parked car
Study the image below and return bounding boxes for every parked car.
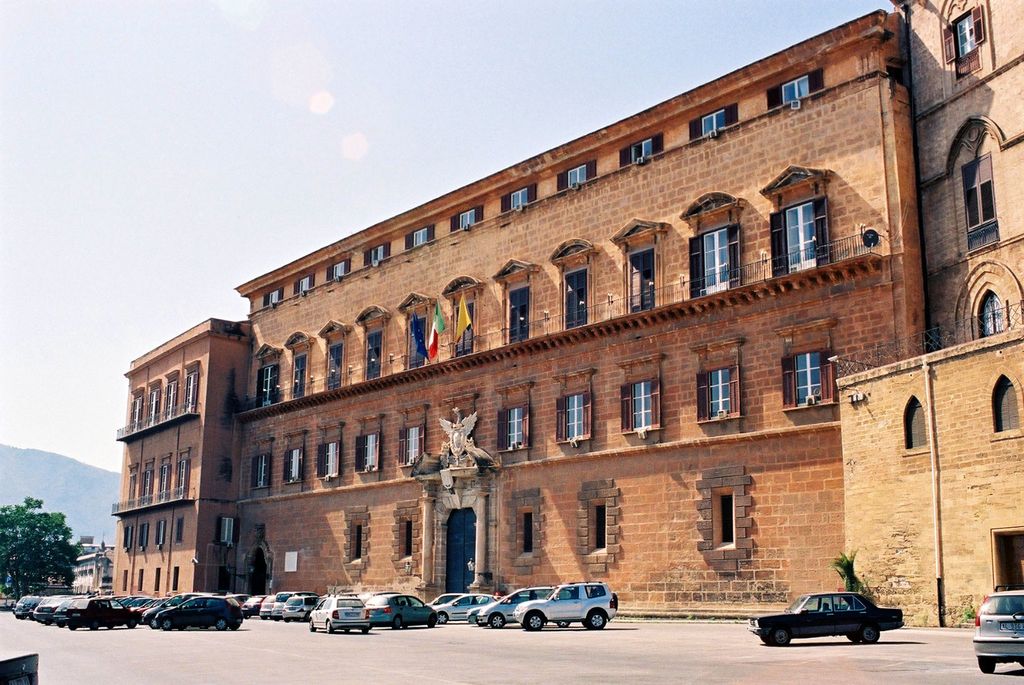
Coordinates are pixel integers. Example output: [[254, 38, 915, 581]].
[[309, 596, 371, 634], [156, 596, 243, 631], [258, 594, 278, 620], [53, 596, 87, 627], [282, 594, 319, 622], [271, 591, 317, 620], [513, 582, 618, 631], [32, 596, 69, 625], [241, 595, 266, 618], [432, 593, 495, 624], [65, 597, 139, 630], [472, 586, 554, 628], [366, 594, 437, 629], [974, 587, 1024, 673], [748, 592, 903, 646], [428, 593, 462, 607], [13, 596, 41, 620]]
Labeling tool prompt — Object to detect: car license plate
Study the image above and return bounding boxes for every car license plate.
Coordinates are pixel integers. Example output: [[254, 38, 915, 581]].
[[344, 611, 359, 618], [1001, 622, 1024, 631]]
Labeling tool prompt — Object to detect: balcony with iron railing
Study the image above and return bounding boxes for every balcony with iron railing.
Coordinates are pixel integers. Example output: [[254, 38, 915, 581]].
[[116, 402, 201, 442], [239, 233, 879, 413], [111, 484, 194, 515]]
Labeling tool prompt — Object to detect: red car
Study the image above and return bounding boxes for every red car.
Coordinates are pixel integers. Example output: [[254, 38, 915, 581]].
[[65, 597, 139, 630]]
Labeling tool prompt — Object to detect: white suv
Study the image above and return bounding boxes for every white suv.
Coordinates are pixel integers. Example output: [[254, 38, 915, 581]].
[[974, 586, 1024, 674], [513, 582, 618, 631]]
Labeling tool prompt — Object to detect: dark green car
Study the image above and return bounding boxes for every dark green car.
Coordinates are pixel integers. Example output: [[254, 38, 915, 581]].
[[366, 594, 437, 629]]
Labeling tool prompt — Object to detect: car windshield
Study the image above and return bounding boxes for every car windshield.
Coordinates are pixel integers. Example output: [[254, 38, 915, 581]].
[[786, 595, 810, 613], [338, 600, 363, 608], [275, 593, 292, 602], [366, 596, 390, 607], [986, 596, 1024, 615]]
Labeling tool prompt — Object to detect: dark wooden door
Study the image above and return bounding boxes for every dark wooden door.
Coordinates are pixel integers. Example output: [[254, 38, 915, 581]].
[[249, 548, 267, 595], [445, 508, 477, 593]]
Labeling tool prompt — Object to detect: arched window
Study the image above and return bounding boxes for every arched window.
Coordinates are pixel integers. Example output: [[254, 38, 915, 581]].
[[904, 397, 926, 449], [979, 291, 1004, 337], [993, 376, 1020, 433]]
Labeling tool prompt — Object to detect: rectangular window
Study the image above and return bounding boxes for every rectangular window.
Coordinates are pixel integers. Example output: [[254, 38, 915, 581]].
[[175, 517, 184, 543], [262, 287, 284, 307], [963, 155, 998, 250], [566, 393, 587, 440], [459, 208, 477, 229], [353, 524, 363, 560], [781, 351, 834, 407], [767, 69, 823, 108], [782, 75, 810, 104], [702, 109, 726, 135], [155, 519, 166, 546], [621, 380, 660, 432], [454, 301, 474, 357], [327, 342, 344, 390], [171, 566, 179, 592], [294, 274, 314, 295], [717, 493, 735, 546], [785, 202, 817, 272], [324, 441, 340, 477], [557, 160, 596, 190], [148, 385, 161, 424], [219, 517, 235, 544], [154, 567, 161, 593], [285, 447, 302, 482], [702, 227, 730, 294], [628, 248, 655, 312], [184, 370, 198, 411], [795, 352, 822, 405], [139, 522, 148, 549], [567, 164, 588, 186], [292, 354, 307, 399], [412, 226, 430, 247], [508, 286, 530, 343], [252, 453, 270, 488], [129, 472, 137, 500], [565, 268, 588, 329], [709, 368, 731, 417], [522, 511, 534, 554], [365, 330, 383, 380], [138, 569, 144, 592], [770, 199, 827, 278], [399, 425, 423, 466], [356, 433, 379, 472], [165, 380, 178, 415], [257, 364, 279, 406], [122, 569, 128, 591], [632, 381, 653, 430], [408, 314, 426, 369], [956, 12, 978, 56], [142, 468, 153, 497], [123, 525, 133, 551], [366, 244, 387, 266], [507, 406, 524, 449], [159, 462, 171, 493], [509, 187, 529, 210], [328, 259, 350, 280], [594, 505, 607, 550], [619, 134, 663, 167], [131, 394, 144, 427], [177, 458, 190, 492], [403, 520, 413, 557]]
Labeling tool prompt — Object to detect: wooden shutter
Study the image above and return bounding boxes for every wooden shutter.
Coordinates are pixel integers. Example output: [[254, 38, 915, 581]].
[[308, 273, 315, 288], [689, 236, 704, 298], [769, 211, 787, 277], [555, 396, 566, 442], [496, 409, 509, 451], [405, 232, 414, 250], [450, 214, 459, 232], [582, 391, 592, 438], [585, 160, 596, 181], [727, 225, 740, 288], [474, 205, 484, 221], [262, 293, 271, 307], [767, 84, 783, 109], [214, 516, 222, 543], [995, 378, 1019, 432], [297, 447, 304, 479], [418, 424, 426, 456], [619, 145, 631, 168], [355, 435, 366, 471], [557, 170, 569, 191], [232, 519, 240, 544], [250, 456, 258, 487], [316, 444, 326, 478], [501, 192, 511, 213], [342, 258, 351, 274], [425, 225, 435, 242], [813, 197, 830, 266], [724, 103, 738, 126], [696, 372, 709, 422], [372, 431, 381, 470], [943, 25, 956, 63], [521, 404, 530, 447], [819, 351, 835, 403], [729, 365, 741, 416], [973, 6, 985, 45], [326, 265, 333, 281], [651, 133, 664, 155], [688, 117, 702, 141], [382, 242, 391, 259], [979, 156, 996, 223], [363, 249, 372, 266], [620, 384, 632, 431], [398, 428, 407, 464], [781, 356, 796, 408], [650, 379, 661, 428], [807, 68, 824, 93], [293, 279, 300, 295], [527, 183, 537, 203], [265, 453, 272, 486]]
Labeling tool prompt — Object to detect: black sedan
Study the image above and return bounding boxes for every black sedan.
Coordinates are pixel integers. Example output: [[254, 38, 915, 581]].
[[155, 596, 242, 631], [748, 592, 903, 646]]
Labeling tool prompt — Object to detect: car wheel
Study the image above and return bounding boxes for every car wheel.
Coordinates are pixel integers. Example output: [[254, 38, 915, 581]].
[[161, 618, 173, 631], [327, 620, 336, 634], [557, 621, 571, 628], [427, 613, 437, 628], [69, 625, 77, 631], [361, 626, 370, 634], [977, 657, 996, 674], [769, 626, 791, 646], [846, 633, 862, 643], [150, 618, 160, 630], [392, 616, 403, 630], [437, 612, 449, 625], [215, 618, 228, 631], [309, 620, 316, 632], [126, 619, 137, 629], [89, 620, 100, 631], [858, 624, 880, 644], [523, 612, 545, 632], [584, 610, 607, 630], [488, 613, 506, 629]]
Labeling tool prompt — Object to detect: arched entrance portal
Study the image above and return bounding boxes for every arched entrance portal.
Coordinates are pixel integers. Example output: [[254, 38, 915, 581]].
[[249, 547, 267, 595], [445, 508, 477, 593]]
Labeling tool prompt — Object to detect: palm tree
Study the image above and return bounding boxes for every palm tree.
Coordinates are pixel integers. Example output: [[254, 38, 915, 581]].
[[831, 551, 866, 593]]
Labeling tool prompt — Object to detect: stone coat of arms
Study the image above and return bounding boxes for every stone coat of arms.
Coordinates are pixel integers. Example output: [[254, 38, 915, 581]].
[[438, 409, 498, 470]]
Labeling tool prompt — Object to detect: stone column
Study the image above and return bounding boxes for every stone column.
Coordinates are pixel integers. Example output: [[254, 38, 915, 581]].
[[421, 493, 435, 585], [473, 490, 488, 587]]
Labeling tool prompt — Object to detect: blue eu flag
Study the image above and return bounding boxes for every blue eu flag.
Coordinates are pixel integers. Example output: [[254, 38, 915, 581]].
[[411, 315, 429, 360]]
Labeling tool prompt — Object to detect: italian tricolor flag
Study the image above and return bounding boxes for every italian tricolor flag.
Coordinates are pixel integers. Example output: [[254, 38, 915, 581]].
[[427, 301, 445, 361]]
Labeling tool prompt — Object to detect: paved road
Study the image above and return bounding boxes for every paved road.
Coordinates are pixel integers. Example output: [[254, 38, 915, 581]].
[[1, 613, 1015, 684]]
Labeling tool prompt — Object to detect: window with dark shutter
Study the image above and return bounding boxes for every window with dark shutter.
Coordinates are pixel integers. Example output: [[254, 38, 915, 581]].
[[522, 511, 533, 554], [813, 197, 830, 266], [316, 444, 327, 478], [994, 376, 1019, 432], [963, 155, 998, 249], [555, 396, 566, 442], [781, 356, 796, 408], [594, 505, 607, 550], [819, 351, 835, 403], [496, 409, 509, 451], [355, 435, 366, 472], [904, 397, 926, 449], [403, 520, 413, 557], [696, 371, 709, 422], [620, 384, 632, 431]]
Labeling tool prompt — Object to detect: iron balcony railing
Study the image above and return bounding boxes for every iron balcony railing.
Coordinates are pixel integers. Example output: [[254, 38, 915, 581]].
[[116, 402, 200, 441], [111, 485, 193, 515], [240, 234, 878, 411], [967, 221, 999, 252]]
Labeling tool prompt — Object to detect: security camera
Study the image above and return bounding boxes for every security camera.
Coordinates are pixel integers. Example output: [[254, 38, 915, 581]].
[[191, 557, 199, 565]]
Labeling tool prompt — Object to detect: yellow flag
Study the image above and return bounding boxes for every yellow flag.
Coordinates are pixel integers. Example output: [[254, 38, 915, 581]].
[[454, 294, 472, 340]]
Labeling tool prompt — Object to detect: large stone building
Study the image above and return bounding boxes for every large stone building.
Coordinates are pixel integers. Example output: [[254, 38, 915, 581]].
[[110, 5, 1018, 622], [838, 0, 1022, 627]]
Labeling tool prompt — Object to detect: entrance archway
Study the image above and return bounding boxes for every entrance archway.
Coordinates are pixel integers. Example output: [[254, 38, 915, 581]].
[[249, 547, 267, 595], [445, 508, 476, 593]]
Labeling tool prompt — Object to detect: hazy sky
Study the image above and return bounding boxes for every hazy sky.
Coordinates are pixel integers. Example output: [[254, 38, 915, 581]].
[[0, 0, 885, 473]]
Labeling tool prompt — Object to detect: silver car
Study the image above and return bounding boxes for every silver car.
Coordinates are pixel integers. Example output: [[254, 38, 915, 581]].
[[282, 594, 319, 622], [432, 593, 494, 624], [472, 586, 554, 628], [309, 596, 371, 634], [974, 587, 1024, 673]]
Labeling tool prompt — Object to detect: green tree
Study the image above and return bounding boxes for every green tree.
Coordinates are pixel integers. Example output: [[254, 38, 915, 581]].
[[0, 497, 80, 597], [830, 550, 868, 594]]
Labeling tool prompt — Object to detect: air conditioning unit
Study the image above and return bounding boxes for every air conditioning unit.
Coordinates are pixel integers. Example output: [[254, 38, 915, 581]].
[[804, 395, 819, 406], [569, 182, 581, 191], [270, 301, 279, 308], [513, 204, 525, 213], [634, 156, 647, 166], [321, 474, 333, 482], [371, 258, 380, 267], [790, 99, 802, 110], [300, 290, 308, 297], [332, 275, 343, 283], [717, 409, 729, 419], [568, 436, 581, 448], [635, 426, 649, 440], [705, 128, 719, 139]]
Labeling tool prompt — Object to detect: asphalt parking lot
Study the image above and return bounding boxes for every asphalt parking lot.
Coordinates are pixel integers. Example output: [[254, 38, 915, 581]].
[[2, 613, 1017, 684]]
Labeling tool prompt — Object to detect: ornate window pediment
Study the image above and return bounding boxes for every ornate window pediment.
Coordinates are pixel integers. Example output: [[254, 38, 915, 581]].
[[611, 219, 670, 248], [284, 332, 312, 350], [442, 276, 482, 298], [356, 305, 391, 327], [397, 292, 434, 313], [682, 192, 742, 229], [760, 165, 830, 200], [550, 239, 595, 266], [494, 259, 539, 282], [255, 343, 282, 361], [318, 320, 352, 339]]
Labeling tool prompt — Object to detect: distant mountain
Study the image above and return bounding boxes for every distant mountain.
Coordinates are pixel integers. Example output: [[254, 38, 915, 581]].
[[0, 444, 120, 543]]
